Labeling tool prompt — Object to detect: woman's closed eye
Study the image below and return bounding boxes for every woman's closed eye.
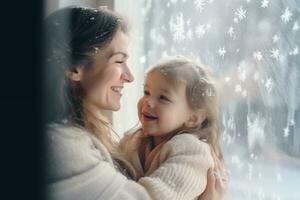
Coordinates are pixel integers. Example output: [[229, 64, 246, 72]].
[[115, 60, 124, 64]]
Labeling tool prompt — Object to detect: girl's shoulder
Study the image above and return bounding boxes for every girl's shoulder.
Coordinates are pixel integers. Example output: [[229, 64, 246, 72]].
[[162, 133, 212, 158]]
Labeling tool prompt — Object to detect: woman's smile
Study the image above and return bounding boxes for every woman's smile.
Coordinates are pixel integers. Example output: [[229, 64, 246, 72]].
[[111, 86, 123, 96]]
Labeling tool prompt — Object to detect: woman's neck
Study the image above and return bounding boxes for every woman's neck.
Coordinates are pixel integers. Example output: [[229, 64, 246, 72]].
[[83, 101, 111, 124]]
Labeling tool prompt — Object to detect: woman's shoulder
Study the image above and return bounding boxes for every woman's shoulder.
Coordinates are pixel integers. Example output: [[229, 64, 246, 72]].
[[47, 123, 88, 138], [46, 123, 111, 183]]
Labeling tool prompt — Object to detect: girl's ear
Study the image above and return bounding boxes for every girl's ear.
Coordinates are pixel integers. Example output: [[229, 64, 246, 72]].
[[65, 66, 84, 81], [184, 109, 205, 128]]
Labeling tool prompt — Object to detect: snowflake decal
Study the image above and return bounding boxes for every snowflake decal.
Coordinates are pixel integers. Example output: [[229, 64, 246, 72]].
[[270, 48, 280, 60], [195, 24, 206, 38], [272, 34, 280, 43], [283, 127, 289, 137], [265, 78, 274, 93], [289, 46, 299, 56], [194, 0, 207, 12], [169, 13, 185, 43], [261, 0, 269, 8], [253, 51, 263, 61], [235, 84, 242, 93], [292, 22, 299, 31], [281, 7, 293, 24], [218, 47, 227, 58], [186, 29, 194, 40], [234, 6, 247, 23], [227, 26, 236, 39]]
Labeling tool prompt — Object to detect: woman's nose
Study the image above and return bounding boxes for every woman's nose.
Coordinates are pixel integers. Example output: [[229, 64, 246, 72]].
[[122, 65, 134, 83]]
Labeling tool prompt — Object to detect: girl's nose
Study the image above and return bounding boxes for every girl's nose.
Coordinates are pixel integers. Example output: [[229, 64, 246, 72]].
[[145, 97, 155, 108]]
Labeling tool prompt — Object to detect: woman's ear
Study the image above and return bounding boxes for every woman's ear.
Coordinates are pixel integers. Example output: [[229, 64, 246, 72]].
[[184, 109, 205, 128], [65, 66, 84, 82]]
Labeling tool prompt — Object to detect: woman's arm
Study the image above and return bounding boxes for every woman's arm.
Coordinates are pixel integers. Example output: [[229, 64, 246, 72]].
[[198, 149, 229, 200], [198, 168, 228, 200]]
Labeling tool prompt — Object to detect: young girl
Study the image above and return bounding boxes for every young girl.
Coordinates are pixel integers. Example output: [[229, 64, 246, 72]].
[[119, 56, 224, 200]]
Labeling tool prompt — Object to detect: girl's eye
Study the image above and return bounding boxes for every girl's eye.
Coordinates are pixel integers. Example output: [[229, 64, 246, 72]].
[[159, 95, 170, 102], [115, 61, 124, 64], [144, 90, 150, 96]]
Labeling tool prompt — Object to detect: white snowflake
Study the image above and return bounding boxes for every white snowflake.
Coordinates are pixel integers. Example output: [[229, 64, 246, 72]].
[[206, 23, 211, 31], [150, 28, 166, 46], [235, 84, 242, 93], [245, 0, 251, 3], [281, 7, 293, 24], [233, 17, 239, 23], [227, 26, 236, 39], [283, 127, 289, 137], [265, 78, 274, 93], [289, 120, 295, 126], [242, 90, 247, 97], [218, 47, 226, 58], [169, 13, 185, 43], [270, 48, 280, 60], [276, 173, 282, 183], [208, 0, 214, 3], [186, 29, 194, 40], [194, 0, 207, 12], [195, 24, 206, 38], [234, 6, 247, 22], [225, 76, 231, 82], [186, 19, 191, 26], [253, 51, 263, 61], [253, 71, 259, 81], [292, 21, 299, 31], [140, 56, 146, 64], [272, 34, 280, 43], [261, 0, 269, 8], [289, 46, 299, 56]]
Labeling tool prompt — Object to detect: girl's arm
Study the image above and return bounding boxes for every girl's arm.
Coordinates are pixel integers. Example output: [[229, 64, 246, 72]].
[[138, 133, 215, 200]]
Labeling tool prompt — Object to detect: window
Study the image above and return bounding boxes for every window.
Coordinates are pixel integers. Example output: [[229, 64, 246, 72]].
[[115, 0, 300, 199]]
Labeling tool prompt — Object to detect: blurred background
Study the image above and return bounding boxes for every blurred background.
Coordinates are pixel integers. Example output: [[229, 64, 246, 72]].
[[45, 0, 300, 199]]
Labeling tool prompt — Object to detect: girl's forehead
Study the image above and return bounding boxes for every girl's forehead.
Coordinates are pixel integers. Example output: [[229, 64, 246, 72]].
[[145, 70, 187, 92]]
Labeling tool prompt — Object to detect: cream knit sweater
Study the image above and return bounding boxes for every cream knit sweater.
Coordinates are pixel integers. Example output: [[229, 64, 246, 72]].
[[120, 130, 215, 200], [46, 124, 213, 200]]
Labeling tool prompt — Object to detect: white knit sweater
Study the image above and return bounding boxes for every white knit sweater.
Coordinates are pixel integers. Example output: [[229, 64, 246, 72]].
[[46, 124, 213, 200], [120, 130, 215, 200]]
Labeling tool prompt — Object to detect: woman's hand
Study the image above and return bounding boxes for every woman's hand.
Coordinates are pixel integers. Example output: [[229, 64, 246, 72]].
[[198, 168, 228, 200], [198, 150, 229, 200]]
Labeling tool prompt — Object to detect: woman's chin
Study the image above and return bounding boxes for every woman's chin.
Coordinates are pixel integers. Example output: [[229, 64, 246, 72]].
[[110, 103, 121, 111]]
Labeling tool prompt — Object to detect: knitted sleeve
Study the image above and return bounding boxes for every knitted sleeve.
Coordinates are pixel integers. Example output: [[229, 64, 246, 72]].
[[138, 133, 214, 200]]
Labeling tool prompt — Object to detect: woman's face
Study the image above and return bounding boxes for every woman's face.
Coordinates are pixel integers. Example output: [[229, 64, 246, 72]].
[[81, 30, 134, 112]]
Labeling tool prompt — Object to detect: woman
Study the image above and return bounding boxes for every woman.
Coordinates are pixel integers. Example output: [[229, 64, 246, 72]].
[[44, 6, 227, 200]]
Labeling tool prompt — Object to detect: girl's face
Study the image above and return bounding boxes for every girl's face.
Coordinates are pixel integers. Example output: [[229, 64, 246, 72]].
[[81, 30, 134, 112], [138, 70, 194, 139]]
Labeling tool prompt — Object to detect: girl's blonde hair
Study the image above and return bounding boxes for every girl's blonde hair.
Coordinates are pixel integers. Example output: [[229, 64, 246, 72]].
[[147, 56, 223, 160]]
